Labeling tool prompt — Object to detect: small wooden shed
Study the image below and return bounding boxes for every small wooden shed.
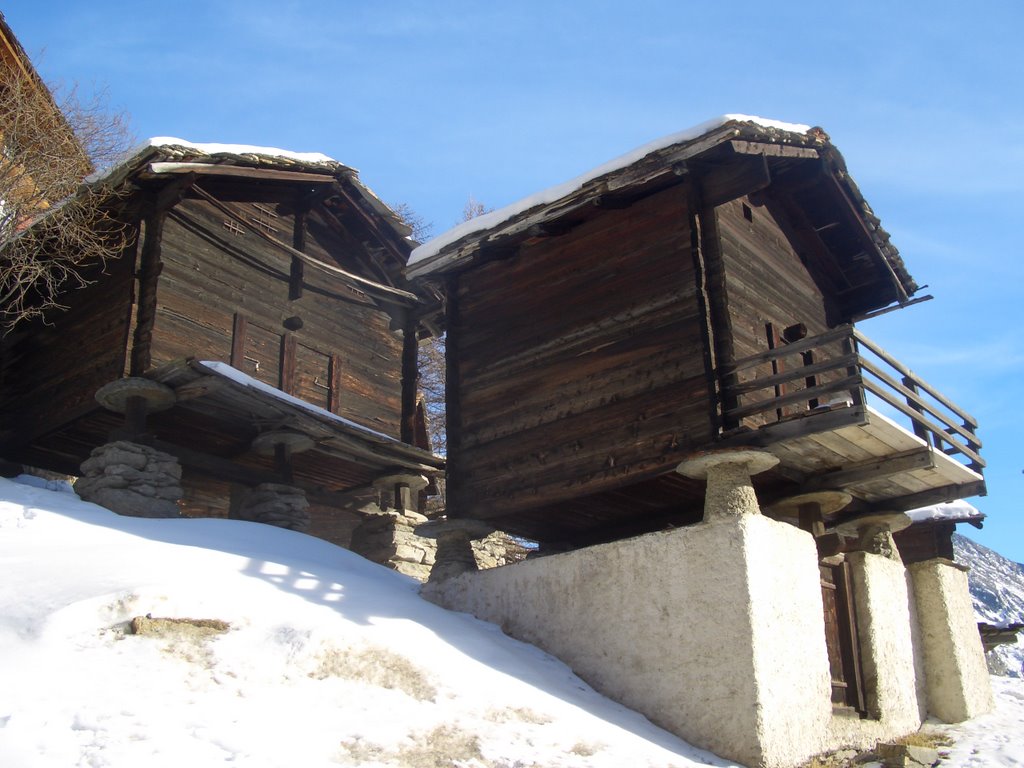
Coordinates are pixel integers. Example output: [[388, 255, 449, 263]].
[[0, 140, 442, 524], [407, 116, 984, 548]]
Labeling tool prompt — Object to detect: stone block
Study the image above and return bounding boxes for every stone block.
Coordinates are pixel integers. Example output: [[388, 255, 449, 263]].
[[877, 742, 939, 767]]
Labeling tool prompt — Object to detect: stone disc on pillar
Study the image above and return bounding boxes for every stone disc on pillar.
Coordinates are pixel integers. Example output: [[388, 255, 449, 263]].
[[767, 490, 853, 521], [251, 430, 315, 456], [676, 447, 779, 480], [373, 473, 430, 494], [95, 378, 176, 413], [835, 511, 913, 538]]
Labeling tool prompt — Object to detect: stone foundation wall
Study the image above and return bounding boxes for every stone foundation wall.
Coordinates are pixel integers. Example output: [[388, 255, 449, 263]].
[[349, 513, 526, 581], [422, 514, 833, 768]]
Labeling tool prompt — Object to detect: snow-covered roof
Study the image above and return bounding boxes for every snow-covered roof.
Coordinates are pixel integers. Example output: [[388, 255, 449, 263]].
[[77, 135, 413, 245], [407, 114, 814, 274], [405, 113, 914, 303], [907, 499, 985, 525], [86, 136, 353, 186]]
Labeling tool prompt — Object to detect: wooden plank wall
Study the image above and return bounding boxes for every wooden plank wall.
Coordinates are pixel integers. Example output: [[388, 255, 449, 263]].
[[717, 197, 844, 425], [0, 253, 135, 449], [150, 198, 404, 438], [454, 185, 714, 516]]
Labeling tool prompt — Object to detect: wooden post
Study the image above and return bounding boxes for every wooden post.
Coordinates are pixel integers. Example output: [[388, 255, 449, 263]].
[[290, 210, 305, 300], [400, 312, 419, 446], [842, 333, 864, 408], [902, 376, 934, 447], [129, 211, 166, 376], [445, 274, 463, 518], [696, 202, 739, 431]]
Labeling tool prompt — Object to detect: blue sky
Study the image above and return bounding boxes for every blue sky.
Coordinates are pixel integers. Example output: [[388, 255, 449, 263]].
[[7, 1, 1023, 561]]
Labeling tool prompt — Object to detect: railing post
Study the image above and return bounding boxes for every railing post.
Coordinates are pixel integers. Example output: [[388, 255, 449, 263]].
[[842, 332, 864, 409], [901, 376, 934, 447], [962, 420, 983, 473]]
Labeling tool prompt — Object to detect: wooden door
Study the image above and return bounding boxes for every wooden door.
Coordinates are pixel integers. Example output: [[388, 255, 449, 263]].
[[819, 560, 867, 714]]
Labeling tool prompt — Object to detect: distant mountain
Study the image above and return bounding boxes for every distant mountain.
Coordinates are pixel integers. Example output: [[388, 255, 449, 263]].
[[954, 533, 1024, 677]]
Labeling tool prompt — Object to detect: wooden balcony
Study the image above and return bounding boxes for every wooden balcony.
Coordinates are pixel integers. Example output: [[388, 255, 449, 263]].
[[719, 325, 985, 513]]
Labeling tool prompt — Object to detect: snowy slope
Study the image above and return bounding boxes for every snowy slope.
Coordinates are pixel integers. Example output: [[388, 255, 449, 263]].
[[955, 533, 1024, 678], [0, 477, 729, 768], [2, 477, 1023, 767]]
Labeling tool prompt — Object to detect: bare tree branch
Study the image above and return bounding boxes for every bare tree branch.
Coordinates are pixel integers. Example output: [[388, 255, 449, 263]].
[[0, 60, 133, 330]]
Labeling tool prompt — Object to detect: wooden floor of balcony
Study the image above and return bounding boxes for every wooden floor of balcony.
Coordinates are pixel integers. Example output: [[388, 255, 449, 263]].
[[753, 403, 985, 515]]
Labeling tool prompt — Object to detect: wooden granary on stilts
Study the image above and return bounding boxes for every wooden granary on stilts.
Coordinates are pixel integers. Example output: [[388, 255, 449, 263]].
[[0, 139, 442, 537], [410, 115, 992, 767]]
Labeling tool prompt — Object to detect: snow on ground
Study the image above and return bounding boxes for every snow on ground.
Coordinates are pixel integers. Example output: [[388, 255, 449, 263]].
[[1, 476, 1022, 767], [0, 477, 729, 768], [938, 676, 1024, 767]]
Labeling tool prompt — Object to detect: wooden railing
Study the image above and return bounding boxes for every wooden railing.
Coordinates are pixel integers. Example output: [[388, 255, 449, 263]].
[[721, 324, 984, 472]]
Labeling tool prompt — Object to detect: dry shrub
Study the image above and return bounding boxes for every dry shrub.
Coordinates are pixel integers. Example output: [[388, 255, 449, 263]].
[[312, 644, 437, 701]]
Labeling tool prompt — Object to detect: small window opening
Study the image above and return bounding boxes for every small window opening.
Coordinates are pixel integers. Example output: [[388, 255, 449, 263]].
[[742, 203, 753, 222]]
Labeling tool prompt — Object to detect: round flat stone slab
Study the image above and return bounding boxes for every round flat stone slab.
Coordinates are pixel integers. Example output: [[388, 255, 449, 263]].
[[676, 448, 779, 480], [251, 430, 315, 456], [373, 473, 430, 493], [415, 517, 495, 540], [835, 511, 913, 536], [95, 378, 176, 413], [767, 490, 853, 519]]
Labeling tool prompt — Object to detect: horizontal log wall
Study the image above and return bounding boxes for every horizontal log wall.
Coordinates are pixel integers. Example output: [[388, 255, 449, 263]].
[[0, 253, 135, 452], [150, 198, 403, 438], [455, 185, 714, 516], [718, 198, 843, 425]]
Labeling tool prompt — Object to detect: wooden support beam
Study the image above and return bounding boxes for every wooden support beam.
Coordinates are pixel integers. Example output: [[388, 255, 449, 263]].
[[728, 140, 819, 159], [718, 404, 868, 448], [867, 480, 987, 514], [803, 448, 934, 492], [697, 154, 771, 208], [146, 162, 337, 184], [148, 437, 286, 486]]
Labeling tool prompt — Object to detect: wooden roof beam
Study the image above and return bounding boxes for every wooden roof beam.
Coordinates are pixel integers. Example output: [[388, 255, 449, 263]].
[[144, 162, 337, 184]]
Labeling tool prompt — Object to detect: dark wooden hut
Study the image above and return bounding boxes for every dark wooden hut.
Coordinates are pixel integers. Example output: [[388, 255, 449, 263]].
[[0, 139, 442, 526], [407, 116, 984, 548]]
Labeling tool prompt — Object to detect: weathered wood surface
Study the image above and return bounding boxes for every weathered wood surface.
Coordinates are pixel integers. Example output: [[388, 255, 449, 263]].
[[0, 253, 135, 452], [153, 199, 404, 437], [452, 185, 714, 520]]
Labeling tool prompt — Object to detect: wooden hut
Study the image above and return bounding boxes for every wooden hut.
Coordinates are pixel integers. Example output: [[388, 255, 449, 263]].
[[411, 119, 994, 762], [0, 139, 442, 530], [407, 115, 984, 548]]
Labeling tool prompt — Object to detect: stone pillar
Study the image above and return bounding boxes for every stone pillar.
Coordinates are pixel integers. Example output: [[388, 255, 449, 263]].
[[349, 508, 436, 581], [417, 518, 495, 583], [836, 512, 912, 561], [349, 474, 436, 580], [75, 440, 183, 517], [676, 447, 779, 521], [909, 558, 994, 722], [235, 482, 310, 532]]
